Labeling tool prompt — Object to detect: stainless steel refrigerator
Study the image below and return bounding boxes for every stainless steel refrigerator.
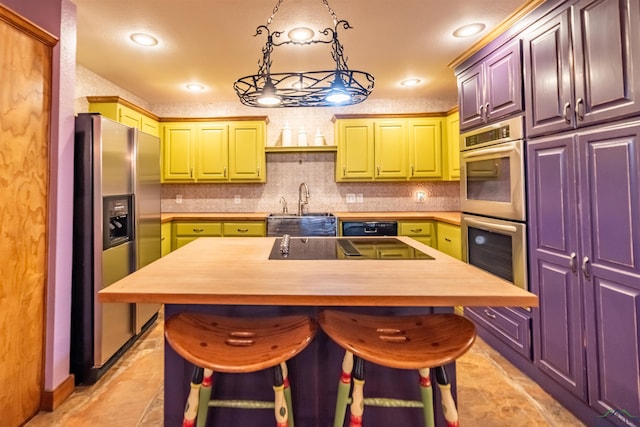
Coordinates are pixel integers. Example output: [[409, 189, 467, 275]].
[[71, 113, 161, 385]]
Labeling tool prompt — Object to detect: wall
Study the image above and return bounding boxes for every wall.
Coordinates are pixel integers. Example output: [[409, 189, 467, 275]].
[[76, 66, 461, 214]]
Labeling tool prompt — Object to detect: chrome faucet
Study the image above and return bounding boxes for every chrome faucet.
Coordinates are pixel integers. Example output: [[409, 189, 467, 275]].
[[298, 182, 310, 216], [279, 196, 288, 214]]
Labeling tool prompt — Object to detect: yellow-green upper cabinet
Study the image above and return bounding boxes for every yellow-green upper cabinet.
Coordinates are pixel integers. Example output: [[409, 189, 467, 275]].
[[407, 117, 444, 180], [374, 120, 407, 179], [87, 96, 160, 137], [443, 110, 460, 181], [162, 122, 196, 182], [161, 119, 266, 183], [335, 119, 375, 181], [196, 123, 229, 181], [228, 121, 266, 182]]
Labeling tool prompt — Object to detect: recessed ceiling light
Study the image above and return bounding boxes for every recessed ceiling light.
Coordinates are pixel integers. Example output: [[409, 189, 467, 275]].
[[288, 27, 314, 43], [129, 32, 159, 47], [185, 83, 205, 92], [400, 78, 421, 87], [453, 23, 486, 38]]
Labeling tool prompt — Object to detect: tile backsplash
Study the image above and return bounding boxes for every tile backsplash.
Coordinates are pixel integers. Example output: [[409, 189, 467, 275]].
[[162, 152, 460, 213]]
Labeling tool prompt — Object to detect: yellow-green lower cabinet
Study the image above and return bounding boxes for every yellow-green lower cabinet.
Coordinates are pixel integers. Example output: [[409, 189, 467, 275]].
[[172, 221, 223, 249], [436, 222, 461, 260], [399, 220, 435, 247], [222, 221, 265, 237], [161, 222, 172, 256]]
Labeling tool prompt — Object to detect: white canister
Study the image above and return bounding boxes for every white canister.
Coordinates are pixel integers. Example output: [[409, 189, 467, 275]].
[[298, 128, 308, 146], [313, 128, 325, 146], [281, 122, 292, 146]]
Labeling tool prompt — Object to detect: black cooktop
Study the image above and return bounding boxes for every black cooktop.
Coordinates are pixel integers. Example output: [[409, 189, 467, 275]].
[[268, 237, 434, 260]]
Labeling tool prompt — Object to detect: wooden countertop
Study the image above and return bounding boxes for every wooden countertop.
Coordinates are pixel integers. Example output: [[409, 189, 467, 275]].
[[99, 236, 536, 308], [161, 212, 270, 223], [333, 211, 461, 225], [161, 211, 461, 226]]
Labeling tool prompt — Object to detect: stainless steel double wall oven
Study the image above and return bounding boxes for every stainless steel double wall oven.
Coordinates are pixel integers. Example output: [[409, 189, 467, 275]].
[[460, 116, 528, 291]]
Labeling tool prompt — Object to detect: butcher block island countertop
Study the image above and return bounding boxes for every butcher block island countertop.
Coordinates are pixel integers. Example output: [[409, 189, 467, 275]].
[[99, 236, 536, 308]]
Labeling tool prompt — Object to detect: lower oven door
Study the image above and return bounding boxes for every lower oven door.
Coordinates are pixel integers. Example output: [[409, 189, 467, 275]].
[[461, 214, 527, 291]]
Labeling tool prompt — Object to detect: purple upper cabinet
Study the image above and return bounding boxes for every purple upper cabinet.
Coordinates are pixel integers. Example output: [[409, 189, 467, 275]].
[[524, 0, 640, 138], [579, 122, 640, 419], [458, 38, 523, 131]]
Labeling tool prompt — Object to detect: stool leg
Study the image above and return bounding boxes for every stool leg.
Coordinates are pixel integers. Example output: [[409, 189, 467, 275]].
[[349, 356, 365, 427], [436, 366, 459, 427], [274, 363, 290, 427], [333, 351, 354, 427], [196, 368, 214, 427], [183, 367, 203, 427], [418, 368, 435, 427], [279, 362, 295, 427]]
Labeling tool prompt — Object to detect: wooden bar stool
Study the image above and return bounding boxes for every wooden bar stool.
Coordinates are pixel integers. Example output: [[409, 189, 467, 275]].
[[165, 312, 316, 427], [319, 310, 476, 427]]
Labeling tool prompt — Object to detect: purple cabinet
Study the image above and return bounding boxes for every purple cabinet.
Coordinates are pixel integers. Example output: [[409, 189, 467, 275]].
[[523, 0, 640, 137], [579, 123, 640, 418], [527, 134, 586, 399], [528, 121, 640, 418], [457, 38, 523, 131]]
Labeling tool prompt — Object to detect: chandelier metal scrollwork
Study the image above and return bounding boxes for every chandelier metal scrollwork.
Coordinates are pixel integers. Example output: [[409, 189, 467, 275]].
[[233, 0, 375, 108]]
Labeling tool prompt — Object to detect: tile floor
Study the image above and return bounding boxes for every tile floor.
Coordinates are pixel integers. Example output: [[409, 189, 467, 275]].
[[26, 310, 584, 426]]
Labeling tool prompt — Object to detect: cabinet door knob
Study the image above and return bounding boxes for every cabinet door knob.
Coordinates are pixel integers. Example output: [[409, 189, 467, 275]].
[[376, 165, 380, 176], [484, 309, 497, 319], [223, 166, 227, 178], [582, 256, 591, 278], [563, 102, 572, 124], [193, 228, 204, 233], [575, 98, 585, 121], [484, 103, 490, 121], [237, 228, 248, 233], [479, 103, 484, 120], [444, 237, 452, 242], [569, 252, 577, 272]]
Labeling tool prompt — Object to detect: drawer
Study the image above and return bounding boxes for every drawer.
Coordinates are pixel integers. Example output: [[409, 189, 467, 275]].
[[223, 221, 265, 237], [399, 221, 434, 237], [465, 306, 532, 359], [174, 222, 222, 236], [436, 222, 461, 259]]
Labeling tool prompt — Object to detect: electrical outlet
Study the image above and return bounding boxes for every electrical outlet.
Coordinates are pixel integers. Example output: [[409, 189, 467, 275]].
[[234, 195, 241, 204], [346, 193, 356, 203], [416, 191, 426, 202], [356, 194, 363, 203], [175, 194, 182, 204]]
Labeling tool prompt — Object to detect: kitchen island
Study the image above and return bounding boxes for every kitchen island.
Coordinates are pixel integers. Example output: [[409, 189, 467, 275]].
[[100, 236, 537, 426]]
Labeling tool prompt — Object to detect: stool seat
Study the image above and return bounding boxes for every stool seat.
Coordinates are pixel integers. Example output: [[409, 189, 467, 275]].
[[165, 312, 316, 427], [320, 310, 477, 426], [319, 311, 476, 370], [165, 312, 316, 373]]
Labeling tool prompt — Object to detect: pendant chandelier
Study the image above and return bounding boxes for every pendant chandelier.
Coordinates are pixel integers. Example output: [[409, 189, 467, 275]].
[[233, 0, 375, 108]]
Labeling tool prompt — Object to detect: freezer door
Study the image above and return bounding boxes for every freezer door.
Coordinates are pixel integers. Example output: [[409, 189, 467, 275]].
[[96, 241, 135, 365]]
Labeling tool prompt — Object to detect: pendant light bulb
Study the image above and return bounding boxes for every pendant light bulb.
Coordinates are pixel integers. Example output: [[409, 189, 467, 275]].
[[257, 78, 282, 106], [325, 77, 351, 104]]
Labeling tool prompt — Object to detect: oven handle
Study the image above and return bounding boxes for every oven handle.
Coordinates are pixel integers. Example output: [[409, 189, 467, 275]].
[[464, 217, 518, 234], [461, 143, 518, 159]]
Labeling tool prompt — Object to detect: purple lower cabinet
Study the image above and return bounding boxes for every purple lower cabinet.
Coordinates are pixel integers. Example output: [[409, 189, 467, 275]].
[[164, 304, 457, 427], [524, 120, 640, 427]]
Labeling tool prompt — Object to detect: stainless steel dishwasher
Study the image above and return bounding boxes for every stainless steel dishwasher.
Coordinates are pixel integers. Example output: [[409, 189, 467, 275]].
[[341, 221, 398, 236]]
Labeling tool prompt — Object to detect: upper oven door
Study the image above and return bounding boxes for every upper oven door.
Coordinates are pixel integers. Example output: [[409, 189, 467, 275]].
[[460, 139, 526, 221]]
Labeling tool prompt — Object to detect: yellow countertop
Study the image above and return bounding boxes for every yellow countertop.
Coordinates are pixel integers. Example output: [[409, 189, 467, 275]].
[[161, 211, 462, 226], [99, 236, 536, 308]]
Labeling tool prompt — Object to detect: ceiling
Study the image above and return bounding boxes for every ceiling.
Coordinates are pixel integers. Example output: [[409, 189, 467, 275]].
[[73, 0, 532, 107]]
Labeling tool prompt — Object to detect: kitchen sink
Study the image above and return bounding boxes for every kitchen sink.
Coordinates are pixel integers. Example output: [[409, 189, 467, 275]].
[[266, 213, 337, 237]]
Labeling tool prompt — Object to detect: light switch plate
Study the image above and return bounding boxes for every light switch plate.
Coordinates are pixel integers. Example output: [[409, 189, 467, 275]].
[[234, 195, 241, 204], [346, 193, 356, 203]]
